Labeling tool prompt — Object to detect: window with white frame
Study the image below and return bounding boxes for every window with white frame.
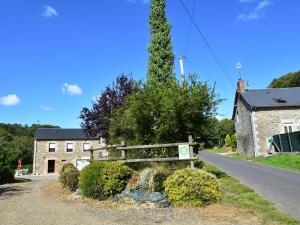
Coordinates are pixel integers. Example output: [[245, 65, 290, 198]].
[[83, 143, 90, 151], [66, 143, 74, 152], [49, 143, 56, 152]]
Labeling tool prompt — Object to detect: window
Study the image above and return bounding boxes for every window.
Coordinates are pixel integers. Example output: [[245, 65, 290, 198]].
[[83, 143, 90, 151], [284, 125, 293, 133], [49, 143, 56, 152], [66, 143, 74, 152]]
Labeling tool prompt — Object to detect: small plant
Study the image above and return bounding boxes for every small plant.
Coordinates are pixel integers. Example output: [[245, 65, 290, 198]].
[[230, 133, 237, 150], [79, 161, 106, 199], [59, 163, 79, 191], [151, 167, 172, 192], [102, 161, 133, 197], [225, 134, 232, 147], [164, 167, 221, 207], [0, 167, 14, 185]]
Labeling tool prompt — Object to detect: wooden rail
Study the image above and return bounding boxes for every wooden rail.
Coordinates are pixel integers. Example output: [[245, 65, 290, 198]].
[[89, 135, 197, 167]]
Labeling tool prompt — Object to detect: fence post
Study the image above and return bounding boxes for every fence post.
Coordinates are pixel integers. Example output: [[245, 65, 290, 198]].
[[188, 135, 194, 168], [121, 140, 126, 159], [90, 147, 94, 161]]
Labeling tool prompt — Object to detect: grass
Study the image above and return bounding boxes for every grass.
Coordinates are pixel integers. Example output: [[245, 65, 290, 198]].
[[229, 153, 300, 173], [201, 162, 299, 225], [207, 147, 235, 154]]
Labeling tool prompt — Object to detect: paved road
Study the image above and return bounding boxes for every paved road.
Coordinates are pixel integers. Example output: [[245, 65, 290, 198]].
[[199, 151, 300, 220]]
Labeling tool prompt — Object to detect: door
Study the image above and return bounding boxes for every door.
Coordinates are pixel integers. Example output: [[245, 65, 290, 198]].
[[48, 160, 55, 173]]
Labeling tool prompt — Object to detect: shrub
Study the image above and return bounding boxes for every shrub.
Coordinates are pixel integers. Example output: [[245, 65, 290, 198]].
[[164, 168, 221, 207], [231, 133, 237, 150], [151, 167, 172, 192], [79, 161, 106, 199], [79, 161, 133, 200], [102, 161, 133, 197], [0, 167, 14, 185], [59, 163, 79, 191], [225, 134, 232, 147]]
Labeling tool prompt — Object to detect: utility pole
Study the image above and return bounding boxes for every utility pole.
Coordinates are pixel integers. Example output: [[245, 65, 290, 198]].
[[179, 56, 186, 84]]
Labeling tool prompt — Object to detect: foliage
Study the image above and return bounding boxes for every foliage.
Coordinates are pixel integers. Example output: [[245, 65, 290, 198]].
[[22, 164, 33, 174], [102, 161, 133, 196], [147, 0, 174, 85], [79, 161, 132, 200], [0, 123, 59, 170], [59, 163, 79, 191], [230, 133, 237, 149], [268, 70, 300, 88], [0, 167, 14, 185], [151, 166, 172, 192], [110, 75, 221, 150], [79, 161, 106, 199], [164, 168, 221, 207], [225, 134, 232, 147], [80, 74, 135, 143]]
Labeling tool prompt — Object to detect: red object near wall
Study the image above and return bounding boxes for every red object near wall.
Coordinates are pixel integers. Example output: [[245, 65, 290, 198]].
[[17, 159, 22, 169]]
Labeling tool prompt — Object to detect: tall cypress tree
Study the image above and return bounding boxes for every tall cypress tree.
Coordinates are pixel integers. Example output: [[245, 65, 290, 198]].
[[147, 0, 175, 85]]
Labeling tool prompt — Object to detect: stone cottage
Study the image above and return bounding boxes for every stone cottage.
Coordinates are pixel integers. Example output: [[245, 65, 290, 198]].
[[33, 128, 106, 175], [233, 80, 300, 157]]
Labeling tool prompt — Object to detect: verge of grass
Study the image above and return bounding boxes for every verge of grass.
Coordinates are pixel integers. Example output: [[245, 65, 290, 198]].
[[207, 147, 235, 154], [228, 153, 300, 173], [201, 162, 299, 225]]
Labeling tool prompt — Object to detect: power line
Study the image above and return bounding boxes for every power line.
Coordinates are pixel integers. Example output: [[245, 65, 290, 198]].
[[183, 0, 196, 55], [178, 0, 236, 88], [184, 56, 234, 94]]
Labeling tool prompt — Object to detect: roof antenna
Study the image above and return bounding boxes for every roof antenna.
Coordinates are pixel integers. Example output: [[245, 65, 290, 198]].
[[236, 61, 242, 79]]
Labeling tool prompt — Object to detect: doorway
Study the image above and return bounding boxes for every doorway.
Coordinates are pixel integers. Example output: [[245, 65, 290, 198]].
[[48, 160, 55, 173]]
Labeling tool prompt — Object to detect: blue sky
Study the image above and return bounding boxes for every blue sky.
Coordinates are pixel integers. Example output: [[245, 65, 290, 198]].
[[1, 0, 299, 128]]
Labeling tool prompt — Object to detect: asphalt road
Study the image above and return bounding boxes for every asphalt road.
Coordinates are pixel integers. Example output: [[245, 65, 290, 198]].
[[199, 151, 300, 220]]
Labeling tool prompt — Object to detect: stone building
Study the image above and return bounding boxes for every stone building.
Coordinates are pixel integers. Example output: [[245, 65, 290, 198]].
[[33, 128, 106, 175], [233, 80, 300, 157]]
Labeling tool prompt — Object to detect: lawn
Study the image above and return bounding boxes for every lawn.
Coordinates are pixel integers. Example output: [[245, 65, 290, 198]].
[[229, 153, 300, 173], [203, 163, 299, 225]]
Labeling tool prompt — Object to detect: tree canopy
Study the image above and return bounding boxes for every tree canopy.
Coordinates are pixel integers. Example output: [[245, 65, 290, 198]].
[[0, 123, 59, 170], [268, 71, 300, 88]]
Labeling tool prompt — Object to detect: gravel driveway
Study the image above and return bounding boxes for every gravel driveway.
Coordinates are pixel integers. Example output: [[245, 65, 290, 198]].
[[0, 176, 262, 225]]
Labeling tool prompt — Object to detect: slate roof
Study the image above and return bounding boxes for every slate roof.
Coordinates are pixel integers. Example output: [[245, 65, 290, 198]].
[[34, 128, 99, 140], [232, 87, 300, 119], [241, 87, 300, 108]]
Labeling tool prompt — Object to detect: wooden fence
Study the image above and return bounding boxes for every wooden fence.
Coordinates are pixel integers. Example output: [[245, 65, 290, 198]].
[[89, 135, 198, 167]]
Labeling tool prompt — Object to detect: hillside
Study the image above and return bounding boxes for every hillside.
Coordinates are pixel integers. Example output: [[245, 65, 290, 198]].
[[268, 71, 300, 88], [0, 123, 59, 170]]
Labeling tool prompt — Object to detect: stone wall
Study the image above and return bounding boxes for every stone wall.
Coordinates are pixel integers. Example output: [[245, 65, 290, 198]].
[[234, 99, 255, 157], [33, 139, 106, 175], [254, 107, 300, 156]]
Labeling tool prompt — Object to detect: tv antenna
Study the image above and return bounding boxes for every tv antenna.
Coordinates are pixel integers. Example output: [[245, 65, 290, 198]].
[[236, 61, 242, 79]]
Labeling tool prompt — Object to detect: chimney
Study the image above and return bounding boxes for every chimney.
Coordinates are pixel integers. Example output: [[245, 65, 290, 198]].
[[237, 79, 245, 93]]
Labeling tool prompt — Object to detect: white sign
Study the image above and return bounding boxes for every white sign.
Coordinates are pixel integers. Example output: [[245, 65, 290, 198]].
[[178, 144, 190, 159]]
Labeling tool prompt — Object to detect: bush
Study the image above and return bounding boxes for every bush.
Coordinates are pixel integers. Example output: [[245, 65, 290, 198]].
[[79, 161, 132, 200], [225, 134, 232, 147], [231, 133, 237, 149], [102, 161, 133, 196], [151, 167, 172, 192], [164, 168, 221, 207], [59, 163, 79, 191], [0, 167, 14, 185], [79, 161, 106, 199]]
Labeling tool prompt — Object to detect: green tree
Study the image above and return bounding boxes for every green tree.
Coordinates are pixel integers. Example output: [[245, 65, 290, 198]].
[[230, 133, 237, 149], [225, 134, 232, 147], [268, 71, 300, 88], [147, 0, 175, 85]]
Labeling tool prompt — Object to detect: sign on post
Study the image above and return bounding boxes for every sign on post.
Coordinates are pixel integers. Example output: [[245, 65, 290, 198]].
[[178, 144, 190, 159]]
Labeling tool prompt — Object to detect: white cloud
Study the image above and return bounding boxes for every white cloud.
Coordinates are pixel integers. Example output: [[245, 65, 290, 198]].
[[0, 94, 20, 106], [41, 5, 58, 18], [41, 105, 53, 111], [237, 0, 273, 22], [62, 83, 82, 95]]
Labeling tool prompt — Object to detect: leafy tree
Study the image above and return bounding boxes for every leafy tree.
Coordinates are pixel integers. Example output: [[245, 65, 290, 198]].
[[80, 74, 135, 143], [268, 71, 300, 88], [147, 0, 175, 85], [225, 134, 232, 147], [230, 133, 237, 149], [217, 119, 235, 146]]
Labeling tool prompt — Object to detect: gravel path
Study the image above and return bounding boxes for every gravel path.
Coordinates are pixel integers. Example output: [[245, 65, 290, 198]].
[[0, 177, 261, 225], [199, 150, 300, 220]]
